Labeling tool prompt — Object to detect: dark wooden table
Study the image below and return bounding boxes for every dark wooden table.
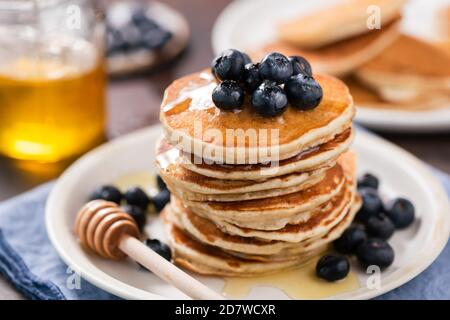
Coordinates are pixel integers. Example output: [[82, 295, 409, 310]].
[[0, 0, 449, 299]]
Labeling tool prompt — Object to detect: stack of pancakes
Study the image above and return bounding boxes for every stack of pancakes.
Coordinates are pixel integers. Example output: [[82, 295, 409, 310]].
[[251, 0, 405, 77], [157, 70, 361, 276], [348, 34, 450, 110], [251, 0, 450, 111]]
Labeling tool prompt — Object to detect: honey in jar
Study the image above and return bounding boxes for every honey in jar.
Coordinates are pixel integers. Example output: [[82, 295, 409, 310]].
[[0, 0, 106, 162]]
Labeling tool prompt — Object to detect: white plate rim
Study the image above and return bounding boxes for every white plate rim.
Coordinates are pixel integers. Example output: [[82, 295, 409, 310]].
[[45, 125, 450, 300], [211, 0, 450, 133]]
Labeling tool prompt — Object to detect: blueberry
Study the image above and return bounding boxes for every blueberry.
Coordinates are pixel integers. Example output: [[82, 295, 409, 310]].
[[284, 74, 323, 110], [259, 52, 293, 84], [251, 82, 288, 117], [355, 188, 384, 223], [358, 173, 379, 190], [145, 239, 172, 261], [242, 52, 252, 65], [124, 187, 150, 211], [140, 28, 172, 50], [132, 10, 157, 31], [365, 213, 395, 240], [289, 55, 312, 77], [153, 189, 170, 213], [211, 49, 247, 81], [122, 205, 146, 231], [119, 24, 142, 51], [356, 238, 395, 270], [334, 224, 368, 254], [106, 27, 126, 55], [157, 175, 168, 191], [212, 80, 244, 110], [385, 198, 415, 229], [89, 185, 122, 204], [139, 239, 172, 269], [241, 63, 262, 93], [316, 254, 350, 282]]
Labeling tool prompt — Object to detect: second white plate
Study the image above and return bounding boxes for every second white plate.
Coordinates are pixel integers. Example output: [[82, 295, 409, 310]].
[[211, 0, 450, 133]]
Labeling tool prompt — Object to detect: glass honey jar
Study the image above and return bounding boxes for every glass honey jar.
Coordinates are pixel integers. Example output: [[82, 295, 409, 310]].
[[0, 0, 106, 162]]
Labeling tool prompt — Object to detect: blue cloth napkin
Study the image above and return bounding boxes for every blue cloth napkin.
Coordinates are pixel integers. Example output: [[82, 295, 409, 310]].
[[0, 171, 449, 300], [0, 182, 118, 300]]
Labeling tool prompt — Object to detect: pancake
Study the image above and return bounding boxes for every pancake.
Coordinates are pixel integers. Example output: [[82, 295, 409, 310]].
[[162, 196, 361, 274], [156, 136, 330, 200], [226, 197, 361, 262], [355, 35, 450, 104], [184, 163, 346, 230], [163, 219, 327, 277], [346, 76, 450, 111], [160, 71, 354, 164], [180, 128, 353, 181], [169, 180, 354, 245], [251, 18, 400, 77], [277, 0, 405, 48], [167, 170, 326, 202]]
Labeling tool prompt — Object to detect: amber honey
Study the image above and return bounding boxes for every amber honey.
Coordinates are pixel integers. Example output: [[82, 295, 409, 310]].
[[0, 46, 106, 162]]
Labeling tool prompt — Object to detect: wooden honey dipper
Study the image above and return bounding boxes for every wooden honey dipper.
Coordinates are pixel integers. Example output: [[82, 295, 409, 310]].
[[75, 200, 224, 300]]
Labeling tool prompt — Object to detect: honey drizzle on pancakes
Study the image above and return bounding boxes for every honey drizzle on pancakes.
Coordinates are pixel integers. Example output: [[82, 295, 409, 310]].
[[163, 72, 217, 115]]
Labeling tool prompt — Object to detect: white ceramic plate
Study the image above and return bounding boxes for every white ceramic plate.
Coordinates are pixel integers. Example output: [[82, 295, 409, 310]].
[[211, 0, 450, 133], [46, 125, 450, 300]]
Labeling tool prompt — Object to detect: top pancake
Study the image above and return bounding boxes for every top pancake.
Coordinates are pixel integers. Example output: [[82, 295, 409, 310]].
[[277, 0, 405, 48], [160, 71, 354, 164]]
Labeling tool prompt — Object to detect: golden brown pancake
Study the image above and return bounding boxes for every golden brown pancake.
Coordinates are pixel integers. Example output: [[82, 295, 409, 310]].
[[156, 135, 328, 198], [435, 39, 450, 57], [358, 34, 450, 78], [355, 34, 450, 105], [167, 171, 326, 202], [163, 219, 328, 276], [228, 197, 361, 262], [161, 195, 361, 274], [277, 0, 405, 48], [346, 76, 450, 111], [204, 164, 342, 213], [160, 71, 354, 164], [169, 179, 353, 244], [156, 129, 352, 199], [179, 128, 353, 180], [182, 163, 347, 232], [252, 17, 401, 77]]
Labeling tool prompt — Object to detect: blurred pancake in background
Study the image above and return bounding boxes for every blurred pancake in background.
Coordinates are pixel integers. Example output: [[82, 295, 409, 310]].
[[249, 0, 404, 76], [212, 0, 450, 131], [353, 35, 450, 110], [253, 19, 400, 77], [277, 0, 406, 49], [434, 4, 450, 56]]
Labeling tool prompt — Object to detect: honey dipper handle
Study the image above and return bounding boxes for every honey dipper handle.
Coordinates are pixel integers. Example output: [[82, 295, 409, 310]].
[[119, 236, 225, 300]]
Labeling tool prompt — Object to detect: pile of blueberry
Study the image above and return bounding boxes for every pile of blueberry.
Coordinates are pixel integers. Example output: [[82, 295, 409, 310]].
[[106, 6, 172, 56], [89, 175, 170, 231], [316, 173, 415, 282], [211, 49, 323, 117], [89, 175, 172, 266]]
